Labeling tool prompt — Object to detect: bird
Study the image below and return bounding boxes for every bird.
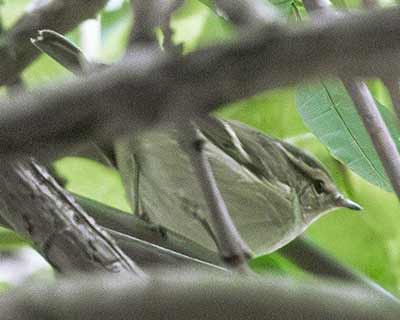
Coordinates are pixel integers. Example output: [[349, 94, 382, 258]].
[[32, 29, 362, 256], [115, 117, 361, 255]]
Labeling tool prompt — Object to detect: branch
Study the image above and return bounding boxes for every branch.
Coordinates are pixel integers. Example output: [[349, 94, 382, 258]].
[[65, 195, 224, 265], [342, 80, 400, 197], [0, 158, 145, 276], [77, 195, 398, 301], [0, 0, 108, 86], [128, 0, 178, 46], [178, 124, 251, 272], [361, 0, 400, 126], [106, 229, 226, 272], [382, 77, 400, 125], [0, 194, 225, 270], [279, 236, 399, 303], [1, 7, 400, 156], [1, 271, 399, 320]]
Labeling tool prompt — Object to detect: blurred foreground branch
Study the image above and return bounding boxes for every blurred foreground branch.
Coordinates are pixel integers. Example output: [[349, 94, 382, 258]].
[[0, 8, 400, 155], [1, 271, 399, 320]]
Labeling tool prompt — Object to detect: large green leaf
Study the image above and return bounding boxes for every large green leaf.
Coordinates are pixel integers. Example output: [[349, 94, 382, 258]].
[[296, 79, 400, 192]]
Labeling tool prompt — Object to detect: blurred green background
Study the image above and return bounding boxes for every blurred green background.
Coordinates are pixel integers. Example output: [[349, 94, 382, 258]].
[[1, 0, 399, 296]]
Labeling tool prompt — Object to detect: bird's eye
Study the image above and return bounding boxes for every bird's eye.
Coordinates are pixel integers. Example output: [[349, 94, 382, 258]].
[[313, 180, 325, 194]]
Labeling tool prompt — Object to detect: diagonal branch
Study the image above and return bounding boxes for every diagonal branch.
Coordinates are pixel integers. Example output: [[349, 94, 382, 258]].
[[0, 158, 145, 276], [178, 123, 252, 272], [1, 7, 400, 157], [0, 0, 108, 86]]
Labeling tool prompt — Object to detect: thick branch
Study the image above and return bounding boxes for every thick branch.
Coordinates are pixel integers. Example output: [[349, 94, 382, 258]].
[[0, 194, 225, 270], [0, 0, 108, 85], [0, 158, 144, 276], [0, 8, 400, 155], [1, 271, 399, 320]]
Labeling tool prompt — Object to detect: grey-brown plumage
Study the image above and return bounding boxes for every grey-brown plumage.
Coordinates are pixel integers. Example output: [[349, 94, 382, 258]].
[[116, 118, 361, 255]]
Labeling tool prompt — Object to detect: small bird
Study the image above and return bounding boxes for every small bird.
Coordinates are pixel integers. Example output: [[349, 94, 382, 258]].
[[32, 29, 362, 256], [116, 118, 361, 255]]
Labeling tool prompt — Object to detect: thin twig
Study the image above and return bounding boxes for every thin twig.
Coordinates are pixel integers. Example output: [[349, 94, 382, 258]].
[[383, 78, 400, 126], [159, 0, 184, 55], [128, 0, 181, 48], [178, 124, 252, 272], [342, 80, 400, 197], [361, 0, 400, 126]]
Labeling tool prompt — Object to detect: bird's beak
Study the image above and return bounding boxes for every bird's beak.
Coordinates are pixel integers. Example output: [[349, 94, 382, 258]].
[[335, 195, 363, 211]]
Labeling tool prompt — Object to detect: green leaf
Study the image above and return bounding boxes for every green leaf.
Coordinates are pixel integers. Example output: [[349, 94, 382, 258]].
[[250, 252, 308, 278], [100, 0, 131, 61], [296, 79, 400, 192], [0, 227, 27, 249], [1, 0, 31, 28], [217, 88, 308, 139], [198, 0, 294, 17], [53, 157, 131, 213]]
